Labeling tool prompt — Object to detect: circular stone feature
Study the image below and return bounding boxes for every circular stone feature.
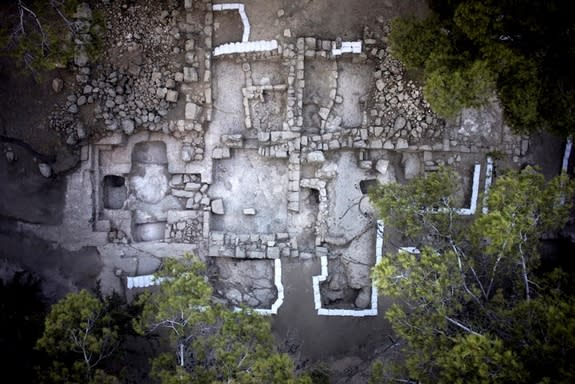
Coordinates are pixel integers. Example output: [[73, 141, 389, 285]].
[[130, 164, 169, 204]]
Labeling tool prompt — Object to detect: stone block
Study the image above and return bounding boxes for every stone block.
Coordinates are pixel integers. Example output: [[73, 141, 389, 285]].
[[211, 199, 224, 215], [166, 90, 178, 103], [267, 247, 280, 259], [248, 250, 266, 259], [185, 103, 201, 120], [318, 107, 330, 120], [243, 208, 256, 215], [184, 67, 198, 82], [396, 138, 408, 149], [184, 182, 201, 191]]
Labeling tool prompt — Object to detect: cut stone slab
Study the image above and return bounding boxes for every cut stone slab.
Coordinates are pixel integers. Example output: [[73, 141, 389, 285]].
[[375, 159, 389, 175], [243, 208, 256, 215], [184, 67, 198, 82], [307, 151, 325, 163], [396, 138, 408, 149], [185, 103, 201, 120], [401, 152, 421, 180], [181, 145, 193, 162], [211, 199, 224, 215], [184, 182, 201, 191]]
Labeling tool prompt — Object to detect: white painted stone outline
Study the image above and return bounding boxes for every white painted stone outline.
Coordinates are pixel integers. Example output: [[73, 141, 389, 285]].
[[127, 275, 165, 289], [212, 3, 278, 56], [331, 41, 362, 56], [457, 163, 481, 215], [127, 259, 284, 315], [311, 220, 383, 317], [240, 258, 284, 315], [212, 3, 250, 42], [214, 40, 278, 56], [310, 162, 485, 317], [562, 136, 572, 172]]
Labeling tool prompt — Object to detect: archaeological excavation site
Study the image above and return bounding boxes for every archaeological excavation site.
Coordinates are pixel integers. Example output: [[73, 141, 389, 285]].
[[2, 0, 573, 382]]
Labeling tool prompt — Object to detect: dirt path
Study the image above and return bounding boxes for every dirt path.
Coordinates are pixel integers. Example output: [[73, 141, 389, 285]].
[[273, 259, 396, 376]]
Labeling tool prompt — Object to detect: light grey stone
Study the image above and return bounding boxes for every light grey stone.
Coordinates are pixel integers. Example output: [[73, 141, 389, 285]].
[[166, 90, 178, 103], [74, 47, 89, 67], [5, 149, 15, 162], [38, 163, 52, 178], [396, 138, 408, 149], [307, 151, 325, 162], [354, 287, 371, 309], [394, 116, 407, 131], [184, 67, 198, 82], [243, 208, 256, 215], [74, 3, 92, 19], [52, 78, 64, 93], [121, 119, 135, 135], [185, 103, 200, 120], [401, 152, 421, 180], [375, 159, 389, 175], [184, 182, 201, 191], [211, 199, 224, 215], [181, 145, 193, 162], [225, 288, 242, 304], [318, 107, 330, 120]]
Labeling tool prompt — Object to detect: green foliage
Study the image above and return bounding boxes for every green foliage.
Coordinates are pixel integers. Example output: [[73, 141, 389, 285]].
[[367, 361, 384, 384], [307, 362, 330, 384], [453, 1, 502, 43], [437, 334, 525, 384], [499, 270, 575, 383], [136, 254, 307, 384], [0, 0, 104, 78], [369, 167, 575, 383], [424, 59, 495, 118], [474, 168, 574, 254], [36, 289, 120, 382], [389, 17, 445, 69], [368, 166, 460, 241], [389, 0, 575, 135]]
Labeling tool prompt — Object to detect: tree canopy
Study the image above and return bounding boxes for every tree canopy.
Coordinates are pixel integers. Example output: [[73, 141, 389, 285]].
[[389, 0, 575, 136], [134, 254, 310, 384], [36, 289, 121, 383], [0, 0, 104, 78], [368, 166, 575, 383]]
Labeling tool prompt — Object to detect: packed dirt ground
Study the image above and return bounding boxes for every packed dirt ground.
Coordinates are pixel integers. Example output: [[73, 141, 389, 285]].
[[1, 0, 572, 382]]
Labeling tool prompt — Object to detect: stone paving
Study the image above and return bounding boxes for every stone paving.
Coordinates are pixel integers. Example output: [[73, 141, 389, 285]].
[[23, 1, 530, 316]]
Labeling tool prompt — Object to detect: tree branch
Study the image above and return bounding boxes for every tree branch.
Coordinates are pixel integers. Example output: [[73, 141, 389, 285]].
[[445, 316, 481, 336], [519, 233, 530, 301], [18, 1, 49, 54]]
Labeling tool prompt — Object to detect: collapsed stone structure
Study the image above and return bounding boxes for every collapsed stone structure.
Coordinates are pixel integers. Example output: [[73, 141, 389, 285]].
[[25, 1, 529, 316]]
